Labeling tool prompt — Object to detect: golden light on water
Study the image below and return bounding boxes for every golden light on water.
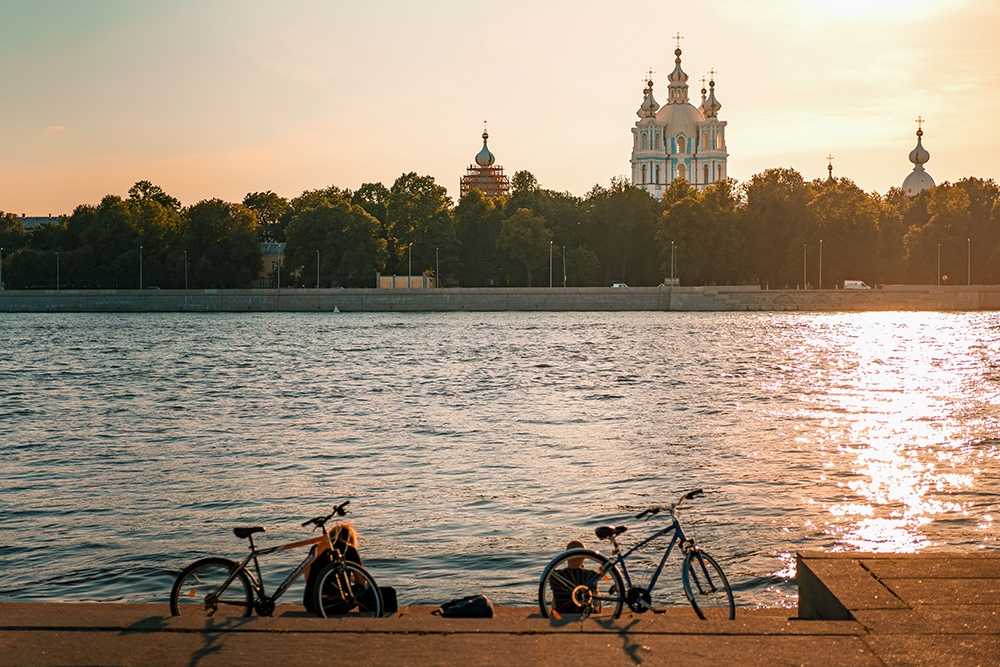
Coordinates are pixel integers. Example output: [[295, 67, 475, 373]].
[[800, 312, 997, 553]]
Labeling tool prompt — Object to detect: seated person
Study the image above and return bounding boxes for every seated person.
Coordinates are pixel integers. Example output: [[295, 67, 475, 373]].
[[303, 522, 364, 613], [550, 540, 603, 614]]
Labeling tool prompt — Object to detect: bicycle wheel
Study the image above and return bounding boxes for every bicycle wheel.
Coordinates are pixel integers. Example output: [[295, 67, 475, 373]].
[[170, 558, 254, 618], [682, 549, 735, 620], [538, 549, 625, 620], [313, 561, 383, 618]]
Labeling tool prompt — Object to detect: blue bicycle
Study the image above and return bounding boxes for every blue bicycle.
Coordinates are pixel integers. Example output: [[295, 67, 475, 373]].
[[538, 489, 735, 620]]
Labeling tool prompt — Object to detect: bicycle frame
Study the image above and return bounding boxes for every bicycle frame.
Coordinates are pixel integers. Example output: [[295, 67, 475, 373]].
[[602, 516, 692, 597], [210, 525, 346, 614]]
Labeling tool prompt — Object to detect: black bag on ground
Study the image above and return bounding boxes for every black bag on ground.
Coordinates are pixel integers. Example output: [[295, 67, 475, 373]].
[[436, 594, 494, 618]]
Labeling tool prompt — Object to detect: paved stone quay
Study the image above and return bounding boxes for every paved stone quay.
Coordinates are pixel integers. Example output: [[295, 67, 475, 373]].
[[0, 552, 996, 666]]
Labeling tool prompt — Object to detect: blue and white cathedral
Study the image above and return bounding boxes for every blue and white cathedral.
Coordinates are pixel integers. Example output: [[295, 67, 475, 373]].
[[630, 44, 728, 198]]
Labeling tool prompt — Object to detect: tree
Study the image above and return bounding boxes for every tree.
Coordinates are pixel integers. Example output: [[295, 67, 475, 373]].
[[386, 173, 456, 278], [806, 178, 881, 287], [740, 168, 810, 288], [655, 179, 704, 284], [284, 198, 386, 286], [128, 180, 181, 211], [583, 177, 660, 285], [181, 200, 261, 288], [0, 212, 27, 251], [496, 208, 551, 286], [903, 183, 972, 284], [243, 191, 291, 243], [454, 189, 504, 286]]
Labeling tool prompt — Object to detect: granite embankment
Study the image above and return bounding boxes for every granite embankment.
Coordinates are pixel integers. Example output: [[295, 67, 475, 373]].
[[1, 285, 998, 313], [0, 553, 996, 666]]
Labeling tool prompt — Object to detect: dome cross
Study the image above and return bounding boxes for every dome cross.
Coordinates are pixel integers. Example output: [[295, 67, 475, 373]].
[[673, 32, 683, 48]]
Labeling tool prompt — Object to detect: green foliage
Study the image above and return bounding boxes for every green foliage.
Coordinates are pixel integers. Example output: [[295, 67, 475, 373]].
[[454, 189, 504, 286], [1, 212, 27, 251], [740, 168, 810, 288], [243, 191, 291, 243], [583, 178, 662, 285], [386, 173, 456, 278], [806, 178, 881, 287], [181, 199, 261, 288], [6, 168, 1000, 290], [128, 180, 181, 211], [284, 198, 386, 286], [496, 208, 551, 286]]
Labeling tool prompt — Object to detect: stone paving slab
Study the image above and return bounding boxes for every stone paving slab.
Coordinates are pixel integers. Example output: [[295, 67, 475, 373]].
[[0, 629, 887, 667], [863, 635, 1000, 667], [862, 555, 1000, 580], [882, 578, 1000, 606]]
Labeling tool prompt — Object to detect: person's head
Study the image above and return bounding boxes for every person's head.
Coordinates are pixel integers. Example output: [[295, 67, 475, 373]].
[[332, 521, 359, 548], [567, 540, 586, 568]]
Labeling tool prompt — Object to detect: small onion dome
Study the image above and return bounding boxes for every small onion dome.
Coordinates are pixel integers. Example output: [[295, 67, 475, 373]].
[[637, 81, 660, 119], [475, 131, 495, 167], [704, 79, 722, 118], [902, 128, 934, 195], [667, 48, 689, 104], [908, 130, 930, 167]]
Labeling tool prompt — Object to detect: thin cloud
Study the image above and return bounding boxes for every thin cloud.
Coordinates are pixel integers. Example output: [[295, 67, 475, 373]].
[[46, 126, 66, 134]]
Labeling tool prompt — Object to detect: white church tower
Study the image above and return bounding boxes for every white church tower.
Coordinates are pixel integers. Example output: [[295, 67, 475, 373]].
[[631, 38, 728, 198]]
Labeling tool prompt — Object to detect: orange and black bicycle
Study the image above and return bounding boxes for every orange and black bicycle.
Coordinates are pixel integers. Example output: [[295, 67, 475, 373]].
[[169, 501, 382, 618]]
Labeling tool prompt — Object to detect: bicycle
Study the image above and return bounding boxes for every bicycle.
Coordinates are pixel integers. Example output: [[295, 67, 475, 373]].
[[538, 489, 735, 620], [169, 501, 384, 619]]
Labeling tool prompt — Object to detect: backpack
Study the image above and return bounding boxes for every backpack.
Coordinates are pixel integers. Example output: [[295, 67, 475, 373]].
[[436, 594, 495, 618]]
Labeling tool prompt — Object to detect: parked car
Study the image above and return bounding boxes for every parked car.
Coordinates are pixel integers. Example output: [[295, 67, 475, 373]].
[[843, 280, 871, 290]]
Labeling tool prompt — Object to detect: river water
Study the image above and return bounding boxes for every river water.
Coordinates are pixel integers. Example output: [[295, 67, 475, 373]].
[[2, 311, 998, 610]]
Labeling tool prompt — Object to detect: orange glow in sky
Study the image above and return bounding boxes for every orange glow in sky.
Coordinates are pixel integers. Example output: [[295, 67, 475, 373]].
[[1, 0, 997, 214]]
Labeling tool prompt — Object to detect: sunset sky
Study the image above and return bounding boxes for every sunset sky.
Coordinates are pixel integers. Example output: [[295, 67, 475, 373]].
[[1, 0, 998, 215]]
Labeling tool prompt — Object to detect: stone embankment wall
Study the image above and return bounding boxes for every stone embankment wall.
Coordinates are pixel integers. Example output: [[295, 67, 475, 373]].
[[1, 285, 998, 313]]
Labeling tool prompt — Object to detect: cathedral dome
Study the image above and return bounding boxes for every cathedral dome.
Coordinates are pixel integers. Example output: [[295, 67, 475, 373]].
[[655, 101, 704, 142], [475, 131, 495, 167], [902, 170, 935, 196]]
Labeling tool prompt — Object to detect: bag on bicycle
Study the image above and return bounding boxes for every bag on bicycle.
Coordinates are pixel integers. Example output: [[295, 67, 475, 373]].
[[435, 594, 494, 618]]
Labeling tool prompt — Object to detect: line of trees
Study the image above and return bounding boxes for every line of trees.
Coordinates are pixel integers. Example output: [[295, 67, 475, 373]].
[[2, 170, 999, 290]]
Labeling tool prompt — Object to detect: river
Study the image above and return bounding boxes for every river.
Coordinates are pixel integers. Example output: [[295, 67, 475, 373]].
[[1, 311, 997, 610]]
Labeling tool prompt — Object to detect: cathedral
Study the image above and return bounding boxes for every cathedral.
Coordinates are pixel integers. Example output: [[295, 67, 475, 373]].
[[630, 42, 728, 198]]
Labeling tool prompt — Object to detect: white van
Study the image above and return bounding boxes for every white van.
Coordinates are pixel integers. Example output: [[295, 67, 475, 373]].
[[843, 280, 871, 290]]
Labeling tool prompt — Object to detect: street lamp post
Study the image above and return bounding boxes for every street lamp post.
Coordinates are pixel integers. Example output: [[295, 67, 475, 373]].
[[562, 245, 566, 288], [549, 241, 553, 288], [937, 243, 941, 286], [670, 240, 675, 283], [184, 250, 188, 290], [803, 244, 806, 289], [56, 251, 60, 291], [408, 242, 412, 289], [436, 247, 439, 288], [316, 250, 320, 288], [968, 238, 971, 285], [0, 247, 4, 290], [140, 245, 143, 290], [819, 239, 823, 290]]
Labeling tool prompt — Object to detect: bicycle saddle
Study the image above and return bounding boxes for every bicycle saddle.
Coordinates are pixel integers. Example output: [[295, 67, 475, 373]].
[[595, 525, 628, 540], [233, 526, 265, 539]]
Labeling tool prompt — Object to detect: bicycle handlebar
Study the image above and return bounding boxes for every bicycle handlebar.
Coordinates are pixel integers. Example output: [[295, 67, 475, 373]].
[[300, 500, 351, 528], [635, 489, 704, 520]]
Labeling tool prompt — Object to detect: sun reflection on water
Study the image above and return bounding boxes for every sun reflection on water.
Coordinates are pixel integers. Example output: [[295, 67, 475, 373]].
[[795, 312, 998, 553]]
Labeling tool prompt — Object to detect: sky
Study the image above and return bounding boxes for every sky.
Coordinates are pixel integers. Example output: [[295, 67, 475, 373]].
[[1, 0, 998, 215]]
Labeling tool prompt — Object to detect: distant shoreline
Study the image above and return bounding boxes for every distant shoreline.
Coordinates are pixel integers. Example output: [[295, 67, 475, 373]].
[[2, 285, 997, 313]]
